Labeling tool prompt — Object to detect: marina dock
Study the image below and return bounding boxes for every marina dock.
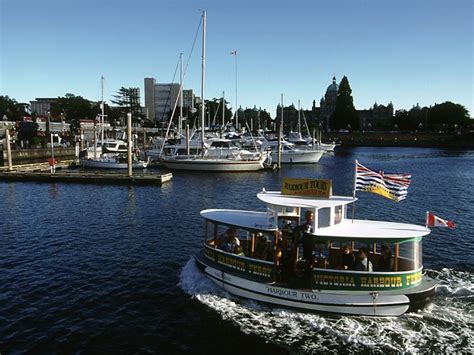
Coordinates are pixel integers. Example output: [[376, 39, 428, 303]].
[[0, 162, 172, 186]]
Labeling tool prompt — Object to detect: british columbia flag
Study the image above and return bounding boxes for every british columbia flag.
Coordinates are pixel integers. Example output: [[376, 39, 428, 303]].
[[355, 161, 411, 202]]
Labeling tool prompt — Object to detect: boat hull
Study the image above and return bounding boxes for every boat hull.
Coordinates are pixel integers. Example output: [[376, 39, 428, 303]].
[[80, 159, 148, 169], [280, 150, 324, 164], [194, 251, 435, 317], [162, 157, 265, 172]]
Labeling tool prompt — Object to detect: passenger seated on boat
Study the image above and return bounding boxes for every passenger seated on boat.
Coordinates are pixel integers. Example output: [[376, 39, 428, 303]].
[[254, 234, 270, 260], [234, 245, 245, 256], [354, 248, 373, 272], [227, 228, 240, 248], [377, 245, 393, 272], [340, 245, 355, 270], [221, 228, 240, 253]]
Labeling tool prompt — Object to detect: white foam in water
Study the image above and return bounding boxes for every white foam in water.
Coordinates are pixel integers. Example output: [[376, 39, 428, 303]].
[[179, 259, 474, 353]]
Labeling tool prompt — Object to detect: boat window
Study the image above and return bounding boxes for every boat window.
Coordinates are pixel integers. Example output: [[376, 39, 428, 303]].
[[397, 239, 422, 271], [334, 205, 343, 224], [275, 206, 298, 217], [318, 208, 331, 228]]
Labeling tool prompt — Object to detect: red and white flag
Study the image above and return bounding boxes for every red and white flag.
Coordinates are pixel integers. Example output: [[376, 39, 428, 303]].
[[426, 211, 456, 229]]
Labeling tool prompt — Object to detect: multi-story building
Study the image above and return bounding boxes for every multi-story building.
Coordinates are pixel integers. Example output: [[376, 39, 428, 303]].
[[144, 77, 195, 122], [144, 78, 156, 120], [30, 98, 58, 116]]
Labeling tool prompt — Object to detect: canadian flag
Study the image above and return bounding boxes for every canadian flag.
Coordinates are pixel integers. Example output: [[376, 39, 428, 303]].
[[426, 211, 456, 229]]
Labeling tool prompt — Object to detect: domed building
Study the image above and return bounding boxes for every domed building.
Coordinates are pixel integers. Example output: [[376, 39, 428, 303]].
[[304, 75, 394, 132], [320, 76, 338, 129]]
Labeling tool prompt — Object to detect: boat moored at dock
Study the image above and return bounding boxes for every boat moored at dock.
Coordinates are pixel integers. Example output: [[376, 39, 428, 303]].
[[194, 178, 436, 317]]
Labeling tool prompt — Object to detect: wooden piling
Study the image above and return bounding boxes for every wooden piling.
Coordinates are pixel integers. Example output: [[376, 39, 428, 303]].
[[127, 112, 132, 177], [6, 129, 13, 171]]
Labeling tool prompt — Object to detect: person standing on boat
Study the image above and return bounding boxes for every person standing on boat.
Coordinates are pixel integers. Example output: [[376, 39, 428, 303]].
[[354, 248, 373, 272], [301, 211, 315, 275]]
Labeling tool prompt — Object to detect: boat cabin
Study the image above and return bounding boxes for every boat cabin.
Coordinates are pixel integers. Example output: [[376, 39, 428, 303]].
[[200, 185, 429, 292]]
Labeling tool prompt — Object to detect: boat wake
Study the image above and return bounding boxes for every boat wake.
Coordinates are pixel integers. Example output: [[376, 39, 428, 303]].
[[178, 258, 474, 353]]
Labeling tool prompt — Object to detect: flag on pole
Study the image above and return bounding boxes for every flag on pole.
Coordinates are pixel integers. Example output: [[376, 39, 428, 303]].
[[230, 50, 237, 55], [426, 211, 456, 229], [355, 161, 411, 202]]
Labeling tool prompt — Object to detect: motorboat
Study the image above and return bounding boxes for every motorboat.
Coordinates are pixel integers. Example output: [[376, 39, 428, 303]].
[[262, 139, 324, 164], [194, 178, 436, 316], [80, 153, 149, 169]]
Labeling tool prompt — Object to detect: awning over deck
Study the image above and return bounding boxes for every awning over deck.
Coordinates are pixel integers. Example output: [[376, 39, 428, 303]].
[[314, 219, 430, 241], [201, 209, 278, 232]]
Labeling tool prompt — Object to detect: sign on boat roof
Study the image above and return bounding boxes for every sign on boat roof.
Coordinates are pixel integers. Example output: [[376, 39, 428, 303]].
[[258, 190, 356, 209], [281, 177, 333, 198]]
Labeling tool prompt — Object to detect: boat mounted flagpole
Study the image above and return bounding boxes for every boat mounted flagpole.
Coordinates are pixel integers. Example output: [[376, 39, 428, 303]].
[[352, 159, 358, 223]]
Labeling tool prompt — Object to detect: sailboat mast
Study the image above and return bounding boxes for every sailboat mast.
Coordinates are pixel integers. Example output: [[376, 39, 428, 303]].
[[222, 91, 225, 129], [201, 10, 206, 150], [297, 99, 301, 134], [179, 52, 183, 137], [101, 75, 105, 144]]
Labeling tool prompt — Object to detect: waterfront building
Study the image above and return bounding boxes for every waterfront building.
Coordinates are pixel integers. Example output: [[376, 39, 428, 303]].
[[358, 102, 394, 131], [144, 77, 195, 122], [301, 76, 394, 131], [320, 76, 339, 129]]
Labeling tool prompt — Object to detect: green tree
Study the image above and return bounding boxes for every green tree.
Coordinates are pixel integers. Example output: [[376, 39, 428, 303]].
[[0, 96, 29, 121], [428, 101, 470, 129], [17, 121, 40, 146], [393, 109, 413, 131], [50, 94, 96, 134], [330, 76, 359, 131], [275, 104, 298, 132], [111, 87, 142, 123]]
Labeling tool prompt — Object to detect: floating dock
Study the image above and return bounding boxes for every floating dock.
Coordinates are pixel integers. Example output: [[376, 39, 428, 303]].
[[0, 166, 172, 186]]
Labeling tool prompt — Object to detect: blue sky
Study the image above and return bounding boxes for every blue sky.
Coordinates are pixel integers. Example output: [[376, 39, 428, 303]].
[[1, 0, 472, 116]]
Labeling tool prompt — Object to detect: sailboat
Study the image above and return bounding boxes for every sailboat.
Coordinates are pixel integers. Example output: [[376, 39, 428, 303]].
[[80, 76, 148, 169], [161, 11, 269, 172]]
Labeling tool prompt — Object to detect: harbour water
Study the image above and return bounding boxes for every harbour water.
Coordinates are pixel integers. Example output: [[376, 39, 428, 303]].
[[1, 147, 473, 353]]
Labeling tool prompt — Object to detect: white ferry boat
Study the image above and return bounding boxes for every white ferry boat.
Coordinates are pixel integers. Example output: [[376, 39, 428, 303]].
[[194, 178, 436, 316]]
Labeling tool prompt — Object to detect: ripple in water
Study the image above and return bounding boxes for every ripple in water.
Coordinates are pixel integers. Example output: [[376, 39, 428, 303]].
[[179, 259, 474, 353]]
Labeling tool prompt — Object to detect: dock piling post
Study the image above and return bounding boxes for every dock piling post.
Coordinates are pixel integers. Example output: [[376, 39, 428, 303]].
[[6, 129, 13, 171], [186, 124, 190, 155], [127, 112, 132, 177], [50, 133, 56, 173]]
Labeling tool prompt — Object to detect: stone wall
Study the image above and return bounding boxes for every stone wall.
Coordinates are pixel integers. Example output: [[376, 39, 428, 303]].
[[1, 147, 76, 166]]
